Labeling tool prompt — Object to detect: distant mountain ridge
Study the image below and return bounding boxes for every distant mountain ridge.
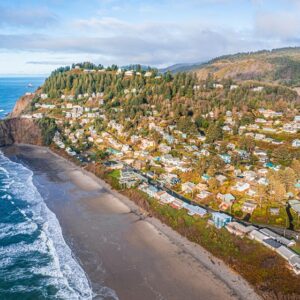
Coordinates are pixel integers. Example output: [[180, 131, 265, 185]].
[[175, 47, 300, 86], [159, 62, 203, 74]]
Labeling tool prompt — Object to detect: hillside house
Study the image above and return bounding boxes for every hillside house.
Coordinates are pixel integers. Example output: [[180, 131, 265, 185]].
[[139, 183, 159, 198], [260, 228, 295, 247], [252, 86, 264, 92], [156, 191, 176, 204], [196, 190, 212, 200], [120, 170, 139, 188], [242, 201, 257, 214], [292, 139, 300, 148], [219, 154, 231, 164], [289, 200, 300, 215], [276, 246, 300, 275], [40, 93, 48, 100], [211, 212, 232, 229], [226, 222, 256, 237], [217, 193, 235, 210], [182, 182, 196, 194], [125, 70, 134, 76], [196, 183, 208, 191], [249, 229, 268, 243], [232, 181, 250, 192], [170, 199, 184, 210], [182, 203, 207, 217]]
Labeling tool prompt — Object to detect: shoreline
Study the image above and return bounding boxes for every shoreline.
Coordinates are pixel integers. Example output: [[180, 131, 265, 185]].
[[3, 144, 260, 300]]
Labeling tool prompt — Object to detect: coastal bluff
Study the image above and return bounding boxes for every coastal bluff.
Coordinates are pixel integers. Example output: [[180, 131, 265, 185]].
[[0, 118, 43, 147], [10, 93, 35, 118], [0, 92, 43, 147]]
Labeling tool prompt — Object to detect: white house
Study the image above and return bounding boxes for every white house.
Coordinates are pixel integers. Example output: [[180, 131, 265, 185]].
[[292, 139, 300, 148]]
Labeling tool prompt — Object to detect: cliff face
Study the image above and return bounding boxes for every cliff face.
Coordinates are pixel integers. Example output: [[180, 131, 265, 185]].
[[10, 94, 35, 118], [0, 118, 43, 147]]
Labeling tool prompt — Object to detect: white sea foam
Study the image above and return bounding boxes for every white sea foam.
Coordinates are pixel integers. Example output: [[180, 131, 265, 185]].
[[0, 152, 99, 300], [0, 221, 38, 239]]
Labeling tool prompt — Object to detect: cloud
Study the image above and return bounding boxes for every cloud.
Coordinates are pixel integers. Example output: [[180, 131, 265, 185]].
[[0, 21, 268, 67], [0, 5, 58, 28], [255, 11, 300, 40], [26, 60, 74, 65]]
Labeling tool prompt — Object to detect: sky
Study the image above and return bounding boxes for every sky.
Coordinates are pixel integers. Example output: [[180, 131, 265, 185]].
[[0, 0, 300, 75]]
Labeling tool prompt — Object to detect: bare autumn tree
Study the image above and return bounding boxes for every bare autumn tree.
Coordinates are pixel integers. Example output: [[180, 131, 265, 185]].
[[268, 171, 286, 203], [279, 168, 297, 193], [291, 159, 300, 178]]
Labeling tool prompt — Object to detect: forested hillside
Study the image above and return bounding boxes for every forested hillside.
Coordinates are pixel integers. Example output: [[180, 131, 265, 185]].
[[41, 64, 299, 138]]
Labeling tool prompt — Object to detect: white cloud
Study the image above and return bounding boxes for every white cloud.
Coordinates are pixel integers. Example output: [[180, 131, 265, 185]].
[[0, 17, 269, 68], [255, 11, 300, 40], [0, 5, 58, 28]]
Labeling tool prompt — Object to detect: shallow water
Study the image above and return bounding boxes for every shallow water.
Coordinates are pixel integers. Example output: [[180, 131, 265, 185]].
[[0, 152, 94, 299]]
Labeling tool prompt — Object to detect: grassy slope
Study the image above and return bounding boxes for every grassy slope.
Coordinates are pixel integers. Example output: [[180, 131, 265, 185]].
[[191, 47, 300, 87]]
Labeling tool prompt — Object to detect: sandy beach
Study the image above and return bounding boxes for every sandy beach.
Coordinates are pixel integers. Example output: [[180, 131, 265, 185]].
[[3, 145, 260, 300]]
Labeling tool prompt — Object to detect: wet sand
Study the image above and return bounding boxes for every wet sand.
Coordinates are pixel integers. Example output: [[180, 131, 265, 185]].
[[3, 145, 260, 300]]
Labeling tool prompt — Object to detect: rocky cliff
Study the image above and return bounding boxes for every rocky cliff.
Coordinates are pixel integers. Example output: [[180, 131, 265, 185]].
[[0, 118, 43, 147], [10, 93, 35, 118]]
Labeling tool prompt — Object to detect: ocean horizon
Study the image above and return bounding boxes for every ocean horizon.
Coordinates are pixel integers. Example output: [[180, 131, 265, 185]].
[[0, 77, 45, 119]]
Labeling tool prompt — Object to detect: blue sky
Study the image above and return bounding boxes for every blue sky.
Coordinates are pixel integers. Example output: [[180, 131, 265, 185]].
[[0, 0, 300, 75]]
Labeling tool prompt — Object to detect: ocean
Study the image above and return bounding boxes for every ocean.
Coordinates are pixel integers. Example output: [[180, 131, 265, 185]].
[[0, 77, 44, 119], [0, 78, 93, 299]]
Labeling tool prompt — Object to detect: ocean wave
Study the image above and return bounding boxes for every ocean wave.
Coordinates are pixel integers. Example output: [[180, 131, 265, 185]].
[[0, 221, 38, 239], [0, 152, 95, 300]]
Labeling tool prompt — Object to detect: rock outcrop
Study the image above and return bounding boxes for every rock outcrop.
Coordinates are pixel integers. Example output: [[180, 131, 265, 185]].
[[0, 118, 43, 147], [10, 93, 35, 118]]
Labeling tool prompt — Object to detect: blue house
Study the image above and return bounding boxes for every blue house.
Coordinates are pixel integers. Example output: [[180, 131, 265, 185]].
[[164, 134, 175, 144], [211, 212, 232, 229], [264, 162, 280, 171], [219, 154, 231, 164], [201, 174, 211, 181], [107, 148, 122, 156]]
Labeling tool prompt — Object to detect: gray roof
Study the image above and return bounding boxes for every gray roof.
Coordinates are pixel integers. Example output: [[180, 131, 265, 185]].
[[260, 228, 295, 247], [289, 255, 300, 267], [277, 236, 296, 247], [276, 246, 296, 261], [263, 238, 281, 249], [226, 222, 256, 234], [260, 228, 279, 239], [250, 230, 268, 242], [289, 200, 300, 213]]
